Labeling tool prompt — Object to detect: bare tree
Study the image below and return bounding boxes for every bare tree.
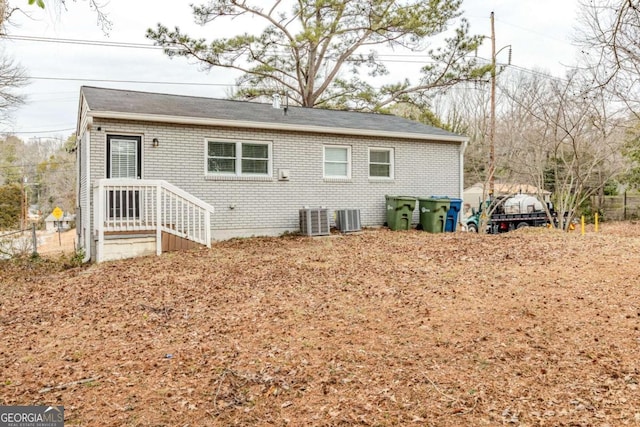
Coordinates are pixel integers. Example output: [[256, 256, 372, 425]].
[[442, 67, 627, 231], [1, 134, 76, 223], [0, 1, 29, 120], [502, 70, 627, 229], [0, 0, 19, 29], [0, 0, 111, 129], [1, 0, 111, 33], [44, 0, 112, 34], [575, 0, 640, 118], [433, 82, 491, 189], [34, 134, 76, 213], [0, 52, 27, 126]]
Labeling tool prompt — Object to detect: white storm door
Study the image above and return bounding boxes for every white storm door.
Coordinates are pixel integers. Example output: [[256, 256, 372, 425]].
[[107, 135, 142, 219]]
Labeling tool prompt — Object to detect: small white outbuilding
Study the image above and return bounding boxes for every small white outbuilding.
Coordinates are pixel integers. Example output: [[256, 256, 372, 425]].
[[45, 213, 75, 232]]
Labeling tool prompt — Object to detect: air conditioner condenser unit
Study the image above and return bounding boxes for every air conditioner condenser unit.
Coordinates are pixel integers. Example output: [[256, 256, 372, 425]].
[[335, 209, 362, 233], [299, 208, 330, 236]]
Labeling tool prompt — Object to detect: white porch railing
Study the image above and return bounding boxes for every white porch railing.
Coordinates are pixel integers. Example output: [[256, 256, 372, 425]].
[[93, 179, 214, 261]]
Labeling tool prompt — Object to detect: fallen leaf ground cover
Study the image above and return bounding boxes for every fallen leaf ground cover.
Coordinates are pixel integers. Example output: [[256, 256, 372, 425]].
[[1, 224, 640, 426]]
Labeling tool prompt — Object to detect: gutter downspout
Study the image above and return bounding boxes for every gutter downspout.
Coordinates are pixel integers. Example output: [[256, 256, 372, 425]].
[[75, 133, 82, 259], [82, 121, 92, 264]]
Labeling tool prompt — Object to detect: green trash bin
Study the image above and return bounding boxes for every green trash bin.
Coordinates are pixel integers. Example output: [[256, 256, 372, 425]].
[[418, 197, 451, 233], [385, 195, 416, 230]]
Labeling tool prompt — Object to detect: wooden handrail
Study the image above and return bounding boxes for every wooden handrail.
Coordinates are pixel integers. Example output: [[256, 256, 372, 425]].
[[93, 179, 214, 262], [95, 179, 214, 213]]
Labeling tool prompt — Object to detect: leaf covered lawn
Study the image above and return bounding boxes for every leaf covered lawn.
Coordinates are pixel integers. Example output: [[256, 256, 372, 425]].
[[1, 225, 640, 426]]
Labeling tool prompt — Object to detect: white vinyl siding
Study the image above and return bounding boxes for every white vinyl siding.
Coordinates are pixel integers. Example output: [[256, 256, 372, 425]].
[[323, 145, 351, 179], [207, 140, 271, 176], [369, 147, 394, 179]]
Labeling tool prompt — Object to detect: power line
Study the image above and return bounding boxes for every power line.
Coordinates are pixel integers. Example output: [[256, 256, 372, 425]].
[[4, 34, 438, 58], [494, 18, 575, 47], [26, 61, 567, 91], [471, 56, 569, 83], [9, 33, 569, 80], [24, 97, 78, 104], [3, 32, 574, 59], [0, 34, 477, 59], [2, 34, 164, 50], [28, 76, 235, 87], [506, 64, 569, 83], [5, 127, 75, 134]]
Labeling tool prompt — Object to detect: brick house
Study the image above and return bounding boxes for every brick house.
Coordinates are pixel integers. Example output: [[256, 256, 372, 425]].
[[76, 86, 468, 262]]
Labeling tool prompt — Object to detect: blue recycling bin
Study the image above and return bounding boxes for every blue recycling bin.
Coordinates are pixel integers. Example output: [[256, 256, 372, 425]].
[[445, 198, 463, 232]]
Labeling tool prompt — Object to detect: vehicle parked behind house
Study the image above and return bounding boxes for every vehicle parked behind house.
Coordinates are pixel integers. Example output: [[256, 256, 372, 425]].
[[466, 194, 555, 233]]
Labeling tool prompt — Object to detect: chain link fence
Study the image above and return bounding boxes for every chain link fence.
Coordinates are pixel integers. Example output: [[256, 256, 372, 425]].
[[0, 225, 38, 259]]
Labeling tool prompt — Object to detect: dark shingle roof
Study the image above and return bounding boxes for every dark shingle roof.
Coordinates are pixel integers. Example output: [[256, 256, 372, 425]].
[[81, 86, 465, 142]]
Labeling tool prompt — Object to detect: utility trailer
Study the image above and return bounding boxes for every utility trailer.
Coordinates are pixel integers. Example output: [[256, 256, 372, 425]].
[[484, 211, 551, 234], [466, 194, 554, 234]]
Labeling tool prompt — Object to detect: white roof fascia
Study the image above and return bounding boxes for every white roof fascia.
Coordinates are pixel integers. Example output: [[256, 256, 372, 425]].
[[87, 110, 469, 144]]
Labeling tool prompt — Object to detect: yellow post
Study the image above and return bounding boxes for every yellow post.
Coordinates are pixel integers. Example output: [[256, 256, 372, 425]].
[[595, 212, 599, 232], [581, 215, 585, 236]]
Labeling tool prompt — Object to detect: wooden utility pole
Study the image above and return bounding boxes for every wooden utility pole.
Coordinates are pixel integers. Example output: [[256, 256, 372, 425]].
[[20, 176, 28, 230], [489, 11, 496, 197]]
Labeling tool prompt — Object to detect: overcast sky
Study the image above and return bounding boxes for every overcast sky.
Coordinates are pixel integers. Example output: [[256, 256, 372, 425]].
[[3, 0, 581, 142]]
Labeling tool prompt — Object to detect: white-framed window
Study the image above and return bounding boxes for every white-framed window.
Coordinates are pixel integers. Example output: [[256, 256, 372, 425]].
[[323, 145, 351, 179], [206, 139, 271, 176], [368, 147, 394, 179]]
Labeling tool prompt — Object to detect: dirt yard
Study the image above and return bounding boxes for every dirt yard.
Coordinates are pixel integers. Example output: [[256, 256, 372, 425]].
[[1, 223, 639, 426], [36, 229, 77, 256]]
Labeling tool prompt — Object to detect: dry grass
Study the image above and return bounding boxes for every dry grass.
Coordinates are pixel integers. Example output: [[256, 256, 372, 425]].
[[36, 229, 77, 256], [1, 223, 640, 426]]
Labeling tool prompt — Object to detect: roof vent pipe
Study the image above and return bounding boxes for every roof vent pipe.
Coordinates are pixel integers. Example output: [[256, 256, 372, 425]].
[[272, 93, 281, 109], [283, 93, 288, 116]]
